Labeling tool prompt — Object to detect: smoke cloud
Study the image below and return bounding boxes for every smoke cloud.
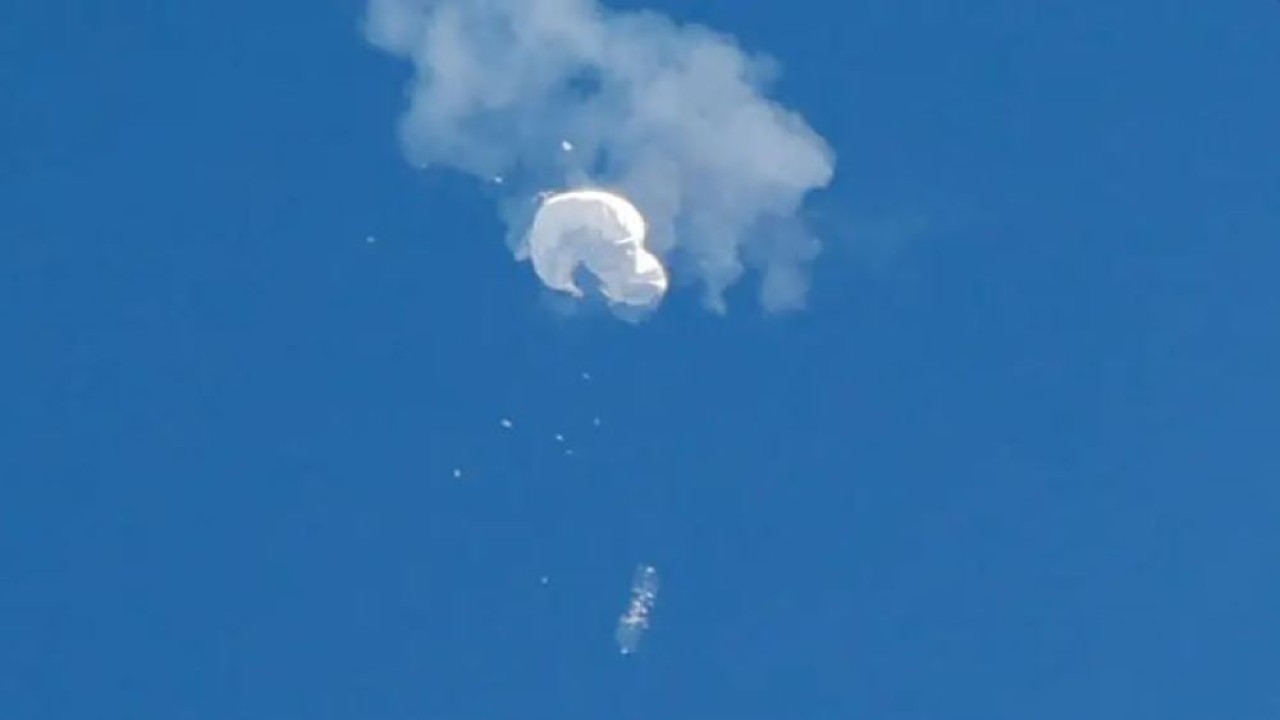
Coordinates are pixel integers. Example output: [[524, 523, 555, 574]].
[[364, 0, 835, 313]]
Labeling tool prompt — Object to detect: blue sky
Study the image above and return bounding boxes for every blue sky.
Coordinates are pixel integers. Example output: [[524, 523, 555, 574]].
[[3, 1, 1280, 718]]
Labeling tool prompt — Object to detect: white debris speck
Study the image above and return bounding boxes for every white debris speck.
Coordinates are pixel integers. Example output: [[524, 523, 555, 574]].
[[452, 468, 463, 479], [592, 417, 602, 427], [554, 433, 565, 443], [365, 235, 377, 244], [539, 575, 550, 585], [581, 371, 592, 381], [560, 139, 574, 152], [492, 175, 504, 184], [500, 418, 514, 429], [565, 448, 575, 456]]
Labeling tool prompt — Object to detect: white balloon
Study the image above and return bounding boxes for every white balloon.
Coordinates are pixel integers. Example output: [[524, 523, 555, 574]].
[[525, 190, 668, 308]]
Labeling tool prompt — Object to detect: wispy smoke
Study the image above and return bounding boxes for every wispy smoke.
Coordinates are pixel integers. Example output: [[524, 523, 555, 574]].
[[364, 0, 835, 313]]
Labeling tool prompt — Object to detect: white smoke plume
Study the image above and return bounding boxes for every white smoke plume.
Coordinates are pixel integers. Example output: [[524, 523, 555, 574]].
[[364, 0, 835, 313]]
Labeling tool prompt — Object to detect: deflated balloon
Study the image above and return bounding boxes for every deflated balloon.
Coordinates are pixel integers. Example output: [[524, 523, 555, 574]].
[[525, 190, 668, 308]]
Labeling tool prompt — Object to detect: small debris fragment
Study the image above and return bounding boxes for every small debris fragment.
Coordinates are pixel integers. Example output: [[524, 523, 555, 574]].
[[500, 418, 514, 429], [452, 468, 464, 479], [561, 139, 574, 152]]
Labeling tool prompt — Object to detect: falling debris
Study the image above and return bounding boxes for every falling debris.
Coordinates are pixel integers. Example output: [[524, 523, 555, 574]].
[[539, 575, 550, 586], [592, 417, 602, 427], [500, 418, 514, 429], [554, 433, 565, 443], [365, 235, 377, 244], [560, 139, 574, 152], [492, 175, 504, 184], [452, 468, 463, 479], [581, 371, 592, 381], [565, 449, 575, 457], [616, 564, 659, 655]]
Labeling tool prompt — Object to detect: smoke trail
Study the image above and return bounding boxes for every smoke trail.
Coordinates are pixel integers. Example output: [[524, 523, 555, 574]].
[[364, 0, 835, 313]]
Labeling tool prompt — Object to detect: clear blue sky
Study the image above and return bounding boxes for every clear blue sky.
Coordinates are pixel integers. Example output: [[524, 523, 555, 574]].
[[4, 1, 1280, 718]]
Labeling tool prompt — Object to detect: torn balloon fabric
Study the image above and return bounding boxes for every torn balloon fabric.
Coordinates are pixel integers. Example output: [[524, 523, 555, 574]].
[[525, 190, 668, 307]]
